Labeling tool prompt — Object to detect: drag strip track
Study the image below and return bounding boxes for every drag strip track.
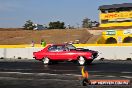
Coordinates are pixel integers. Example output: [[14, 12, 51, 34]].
[[0, 60, 132, 88]]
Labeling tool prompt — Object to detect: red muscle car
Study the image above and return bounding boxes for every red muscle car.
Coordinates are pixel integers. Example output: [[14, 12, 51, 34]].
[[33, 44, 98, 65]]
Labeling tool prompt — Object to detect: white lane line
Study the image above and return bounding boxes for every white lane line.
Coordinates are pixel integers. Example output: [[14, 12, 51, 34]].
[[0, 72, 58, 76], [92, 75, 104, 77], [0, 72, 33, 75], [14, 69, 79, 72], [64, 74, 81, 77], [106, 75, 116, 78], [0, 72, 81, 77], [120, 76, 132, 79], [37, 73, 58, 76], [121, 72, 132, 74], [39, 79, 77, 82], [88, 71, 101, 73], [36, 73, 81, 77], [0, 76, 77, 81], [0, 77, 18, 80], [4, 69, 102, 73]]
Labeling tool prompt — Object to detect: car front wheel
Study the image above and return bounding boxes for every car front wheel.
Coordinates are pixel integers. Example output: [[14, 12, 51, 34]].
[[42, 57, 50, 65], [78, 56, 86, 66]]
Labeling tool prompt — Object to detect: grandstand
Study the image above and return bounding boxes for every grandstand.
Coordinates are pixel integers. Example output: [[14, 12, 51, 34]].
[[99, 3, 132, 27]]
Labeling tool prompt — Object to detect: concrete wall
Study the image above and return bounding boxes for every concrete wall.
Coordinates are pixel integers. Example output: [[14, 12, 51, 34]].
[[0, 47, 42, 59], [0, 46, 131, 60], [77, 46, 132, 60]]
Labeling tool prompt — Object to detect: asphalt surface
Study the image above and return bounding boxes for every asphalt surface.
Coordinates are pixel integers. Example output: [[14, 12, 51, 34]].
[[0, 59, 132, 88]]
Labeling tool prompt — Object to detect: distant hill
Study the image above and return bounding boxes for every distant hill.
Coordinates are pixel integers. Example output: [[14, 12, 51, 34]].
[[1, 27, 131, 45], [0, 28, 93, 45]]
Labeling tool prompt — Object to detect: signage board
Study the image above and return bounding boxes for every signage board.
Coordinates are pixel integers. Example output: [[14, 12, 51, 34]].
[[124, 29, 132, 34], [106, 30, 116, 35], [101, 11, 132, 20]]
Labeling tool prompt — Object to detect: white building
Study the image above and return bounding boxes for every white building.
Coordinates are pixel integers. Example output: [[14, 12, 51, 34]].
[[33, 24, 45, 30]]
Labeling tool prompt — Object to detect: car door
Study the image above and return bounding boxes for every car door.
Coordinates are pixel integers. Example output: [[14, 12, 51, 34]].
[[48, 45, 67, 60], [56, 47, 77, 60], [47, 45, 58, 60]]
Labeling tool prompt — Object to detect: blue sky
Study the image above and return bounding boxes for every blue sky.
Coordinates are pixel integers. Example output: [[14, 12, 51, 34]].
[[0, 0, 132, 28]]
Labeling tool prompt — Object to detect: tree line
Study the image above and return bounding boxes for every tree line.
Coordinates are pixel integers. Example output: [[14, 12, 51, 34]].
[[23, 18, 99, 30]]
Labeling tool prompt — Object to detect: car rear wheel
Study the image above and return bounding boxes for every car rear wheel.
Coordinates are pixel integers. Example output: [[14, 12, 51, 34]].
[[42, 57, 50, 65], [78, 56, 86, 66]]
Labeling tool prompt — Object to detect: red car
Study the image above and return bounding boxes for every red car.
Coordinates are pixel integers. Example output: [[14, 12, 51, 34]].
[[33, 44, 98, 65]]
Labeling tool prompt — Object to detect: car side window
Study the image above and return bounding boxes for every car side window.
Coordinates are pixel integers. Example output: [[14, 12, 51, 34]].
[[56, 46, 65, 51], [48, 46, 57, 52], [65, 47, 70, 51], [48, 45, 65, 52]]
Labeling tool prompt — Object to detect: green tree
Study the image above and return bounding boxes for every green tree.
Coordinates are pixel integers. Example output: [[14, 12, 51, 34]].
[[23, 20, 35, 30], [82, 18, 92, 28], [48, 21, 65, 29]]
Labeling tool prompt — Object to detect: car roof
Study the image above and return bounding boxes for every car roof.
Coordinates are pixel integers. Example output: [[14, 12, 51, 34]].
[[51, 44, 73, 46], [50, 44, 64, 46]]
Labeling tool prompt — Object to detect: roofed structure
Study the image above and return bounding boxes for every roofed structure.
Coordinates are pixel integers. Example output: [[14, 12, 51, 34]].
[[99, 3, 132, 10]]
